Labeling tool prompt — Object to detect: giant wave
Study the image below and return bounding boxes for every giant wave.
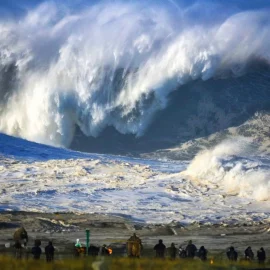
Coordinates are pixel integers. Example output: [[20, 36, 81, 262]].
[[0, 0, 269, 158], [0, 0, 270, 207]]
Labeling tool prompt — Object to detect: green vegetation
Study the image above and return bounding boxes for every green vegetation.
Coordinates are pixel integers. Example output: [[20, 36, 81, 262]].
[[0, 256, 269, 270]]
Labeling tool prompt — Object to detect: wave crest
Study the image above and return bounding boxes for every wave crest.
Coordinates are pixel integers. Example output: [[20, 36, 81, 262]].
[[0, 1, 270, 148], [182, 138, 270, 201]]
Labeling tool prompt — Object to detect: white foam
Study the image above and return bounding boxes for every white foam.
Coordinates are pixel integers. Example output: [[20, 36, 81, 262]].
[[183, 138, 270, 201], [0, 2, 270, 146], [0, 134, 269, 224]]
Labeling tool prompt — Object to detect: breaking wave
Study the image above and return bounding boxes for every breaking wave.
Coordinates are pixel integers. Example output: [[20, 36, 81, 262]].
[[0, 0, 269, 204], [183, 138, 270, 201], [0, 0, 270, 156]]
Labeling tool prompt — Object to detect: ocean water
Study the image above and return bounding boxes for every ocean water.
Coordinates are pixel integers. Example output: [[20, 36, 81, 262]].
[[0, 0, 269, 223]]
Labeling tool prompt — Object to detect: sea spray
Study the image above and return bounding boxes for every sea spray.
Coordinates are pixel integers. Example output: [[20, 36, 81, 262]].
[[183, 138, 270, 201], [0, 1, 270, 148]]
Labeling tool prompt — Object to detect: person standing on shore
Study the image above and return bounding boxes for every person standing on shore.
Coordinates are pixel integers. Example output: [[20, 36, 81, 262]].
[[227, 246, 238, 261], [185, 240, 197, 259], [168, 243, 177, 260], [198, 246, 207, 261], [32, 240, 42, 260], [127, 233, 143, 258], [257, 247, 266, 264], [45, 241, 55, 262], [244, 246, 254, 261], [154, 239, 166, 259]]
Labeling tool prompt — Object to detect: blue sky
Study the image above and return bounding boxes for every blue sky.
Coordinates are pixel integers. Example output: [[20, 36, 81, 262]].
[[0, 0, 269, 17], [0, 0, 269, 8]]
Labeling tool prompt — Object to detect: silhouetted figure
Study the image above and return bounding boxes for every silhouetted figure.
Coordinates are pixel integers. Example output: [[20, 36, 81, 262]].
[[185, 240, 197, 258], [227, 246, 238, 261], [32, 240, 42, 260], [14, 240, 23, 259], [127, 233, 143, 258], [14, 227, 28, 247], [198, 246, 207, 261], [257, 247, 266, 264], [244, 246, 254, 261], [168, 243, 177, 260], [179, 246, 187, 258], [45, 241, 55, 262], [154, 239, 166, 258]]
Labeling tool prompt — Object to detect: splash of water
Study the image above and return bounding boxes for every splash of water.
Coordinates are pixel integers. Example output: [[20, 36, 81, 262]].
[[0, 1, 270, 147], [183, 138, 270, 201]]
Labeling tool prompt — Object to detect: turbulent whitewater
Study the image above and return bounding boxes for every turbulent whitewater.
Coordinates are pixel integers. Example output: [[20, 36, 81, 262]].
[[0, 1, 270, 151], [0, 1, 269, 221], [0, 133, 269, 223]]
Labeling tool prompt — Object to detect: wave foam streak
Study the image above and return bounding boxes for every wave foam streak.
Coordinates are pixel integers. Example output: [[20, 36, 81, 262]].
[[0, 1, 270, 147]]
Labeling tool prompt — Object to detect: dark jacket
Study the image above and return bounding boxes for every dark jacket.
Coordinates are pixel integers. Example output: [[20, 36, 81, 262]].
[[227, 247, 238, 261], [257, 248, 266, 263], [45, 243, 55, 261], [198, 246, 207, 261], [245, 247, 254, 260], [186, 244, 197, 258], [154, 242, 166, 258], [32, 246, 42, 259]]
